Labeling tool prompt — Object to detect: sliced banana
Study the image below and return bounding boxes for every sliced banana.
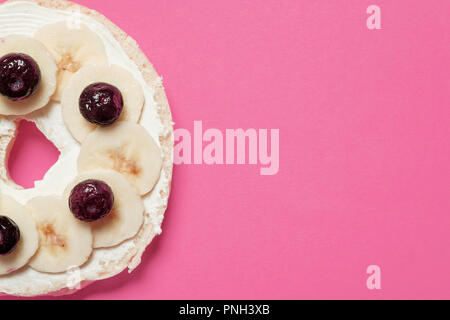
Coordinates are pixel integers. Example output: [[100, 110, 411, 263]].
[[0, 36, 57, 115], [0, 194, 39, 275], [64, 170, 144, 248], [26, 196, 93, 274], [34, 21, 108, 101], [61, 65, 144, 142], [78, 122, 162, 195]]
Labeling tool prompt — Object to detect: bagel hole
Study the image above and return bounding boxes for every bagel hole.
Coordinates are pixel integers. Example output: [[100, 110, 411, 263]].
[[8, 120, 60, 189]]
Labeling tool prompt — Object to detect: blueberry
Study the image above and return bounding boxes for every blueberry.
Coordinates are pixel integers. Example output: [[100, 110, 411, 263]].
[[0, 53, 41, 101], [0, 216, 20, 255], [79, 83, 123, 126], [69, 179, 114, 222]]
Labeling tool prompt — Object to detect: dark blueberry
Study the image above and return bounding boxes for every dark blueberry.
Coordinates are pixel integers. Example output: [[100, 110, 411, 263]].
[[0, 53, 41, 101], [69, 179, 114, 222], [0, 216, 20, 255], [79, 82, 123, 126]]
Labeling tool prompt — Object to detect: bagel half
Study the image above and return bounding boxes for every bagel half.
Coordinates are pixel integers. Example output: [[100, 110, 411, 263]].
[[0, 0, 173, 297]]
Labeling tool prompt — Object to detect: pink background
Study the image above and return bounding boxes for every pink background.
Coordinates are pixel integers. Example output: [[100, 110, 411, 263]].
[[2, 0, 450, 299]]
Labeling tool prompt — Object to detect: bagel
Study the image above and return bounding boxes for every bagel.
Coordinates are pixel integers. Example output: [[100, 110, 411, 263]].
[[0, 0, 173, 297]]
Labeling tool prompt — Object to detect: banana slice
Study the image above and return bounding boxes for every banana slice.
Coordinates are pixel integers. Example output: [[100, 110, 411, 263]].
[[34, 21, 108, 101], [26, 196, 93, 274], [64, 170, 144, 248], [0, 36, 57, 115], [0, 194, 39, 275], [78, 122, 162, 195], [61, 65, 144, 142]]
